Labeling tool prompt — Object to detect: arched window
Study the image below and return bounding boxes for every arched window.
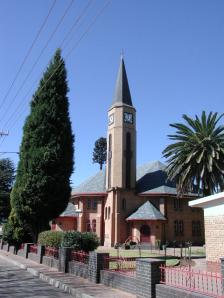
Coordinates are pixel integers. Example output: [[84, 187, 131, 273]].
[[92, 219, 96, 233], [126, 132, 131, 188], [86, 219, 91, 232], [122, 198, 126, 211], [108, 134, 112, 188], [105, 207, 107, 220], [108, 206, 111, 220]]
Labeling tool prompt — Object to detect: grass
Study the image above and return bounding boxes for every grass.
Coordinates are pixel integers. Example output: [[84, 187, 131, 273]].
[[97, 247, 179, 267], [190, 248, 205, 256]]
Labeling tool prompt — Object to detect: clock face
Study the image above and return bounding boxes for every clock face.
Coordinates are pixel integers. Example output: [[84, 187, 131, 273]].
[[124, 112, 133, 124], [109, 114, 114, 125]]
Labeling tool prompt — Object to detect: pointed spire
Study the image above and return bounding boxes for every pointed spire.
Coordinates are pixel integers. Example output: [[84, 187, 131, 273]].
[[112, 57, 133, 106]]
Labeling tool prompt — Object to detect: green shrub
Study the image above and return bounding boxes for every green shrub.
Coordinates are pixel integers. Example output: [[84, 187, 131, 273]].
[[2, 209, 31, 247], [61, 231, 100, 252], [38, 230, 63, 248], [2, 222, 14, 244], [81, 232, 100, 252], [61, 231, 82, 250]]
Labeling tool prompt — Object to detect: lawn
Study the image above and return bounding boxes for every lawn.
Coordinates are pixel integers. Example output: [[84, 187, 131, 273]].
[[97, 247, 179, 267]]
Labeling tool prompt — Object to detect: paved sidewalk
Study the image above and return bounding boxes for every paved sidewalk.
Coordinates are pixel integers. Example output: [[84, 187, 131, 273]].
[[0, 250, 136, 298]]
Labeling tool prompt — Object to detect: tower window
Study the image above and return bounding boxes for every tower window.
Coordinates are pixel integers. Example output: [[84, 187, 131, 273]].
[[108, 206, 111, 220], [108, 134, 112, 188], [125, 132, 131, 188], [122, 198, 126, 211], [105, 207, 107, 219]]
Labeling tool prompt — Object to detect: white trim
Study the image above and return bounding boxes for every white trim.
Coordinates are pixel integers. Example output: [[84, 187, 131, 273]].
[[189, 192, 224, 208]]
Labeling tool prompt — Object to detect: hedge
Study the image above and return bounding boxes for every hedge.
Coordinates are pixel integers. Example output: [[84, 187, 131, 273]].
[[38, 230, 63, 248], [37, 230, 100, 252]]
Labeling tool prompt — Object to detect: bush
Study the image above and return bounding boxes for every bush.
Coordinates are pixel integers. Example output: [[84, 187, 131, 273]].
[[38, 230, 63, 248], [2, 222, 14, 244], [81, 232, 100, 252], [61, 231, 100, 252], [2, 209, 31, 247], [61, 231, 82, 250]]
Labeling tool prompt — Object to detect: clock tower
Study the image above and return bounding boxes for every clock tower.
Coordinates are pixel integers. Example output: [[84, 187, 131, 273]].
[[106, 57, 136, 190]]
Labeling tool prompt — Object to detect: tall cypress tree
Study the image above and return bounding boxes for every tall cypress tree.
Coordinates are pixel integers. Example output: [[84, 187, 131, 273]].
[[11, 49, 74, 240]]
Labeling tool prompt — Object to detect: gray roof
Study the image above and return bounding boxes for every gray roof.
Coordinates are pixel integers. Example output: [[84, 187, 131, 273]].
[[126, 201, 166, 221], [60, 202, 79, 217], [72, 170, 106, 194], [112, 57, 133, 107], [72, 160, 181, 195], [136, 161, 176, 194]]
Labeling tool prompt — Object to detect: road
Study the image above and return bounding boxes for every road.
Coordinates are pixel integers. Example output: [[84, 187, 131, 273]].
[[0, 258, 73, 298]]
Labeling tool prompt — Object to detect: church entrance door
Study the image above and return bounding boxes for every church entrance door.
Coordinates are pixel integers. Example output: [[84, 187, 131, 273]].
[[140, 224, 151, 243]]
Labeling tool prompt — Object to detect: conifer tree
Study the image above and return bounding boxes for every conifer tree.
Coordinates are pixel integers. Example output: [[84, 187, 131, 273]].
[[92, 137, 107, 170], [10, 49, 74, 240], [0, 158, 15, 221]]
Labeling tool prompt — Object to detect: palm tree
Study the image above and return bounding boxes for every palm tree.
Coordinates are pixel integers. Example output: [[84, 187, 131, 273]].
[[163, 111, 224, 196]]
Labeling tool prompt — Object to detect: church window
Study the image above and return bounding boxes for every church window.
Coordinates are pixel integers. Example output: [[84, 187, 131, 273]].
[[125, 132, 131, 188], [92, 219, 96, 233], [122, 198, 126, 211], [87, 199, 91, 209], [108, 207, 111, 220], [108, 134, 112, 188], [86, 220, 91, 232], [174, 198, 182, 211], [192, 221, 201, 237], [105, 207, 107, 219], [93, 199, 97, 210], [174, 220, 184, 236]]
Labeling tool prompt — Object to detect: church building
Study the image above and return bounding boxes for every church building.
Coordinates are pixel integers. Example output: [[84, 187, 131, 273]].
[[54, 57, 204, 247]]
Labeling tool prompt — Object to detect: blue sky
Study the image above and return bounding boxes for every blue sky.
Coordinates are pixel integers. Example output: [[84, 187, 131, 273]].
[[0, 0, 224, 187]]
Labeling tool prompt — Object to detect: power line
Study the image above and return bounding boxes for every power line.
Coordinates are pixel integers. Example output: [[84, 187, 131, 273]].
[[1, 0, 93, 129], [0, 0, 56, 110], [0, 0, 75, 125], [0, 0, 111, 149]]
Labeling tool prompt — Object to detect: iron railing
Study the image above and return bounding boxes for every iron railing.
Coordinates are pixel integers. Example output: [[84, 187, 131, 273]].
[[160, 265, 223, 298]]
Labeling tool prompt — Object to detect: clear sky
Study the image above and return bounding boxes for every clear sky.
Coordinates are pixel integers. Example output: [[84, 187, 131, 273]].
[[0, 0, 224, 188]]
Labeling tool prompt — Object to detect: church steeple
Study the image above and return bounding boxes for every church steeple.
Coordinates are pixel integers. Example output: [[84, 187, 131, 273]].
[[112, 57, 133, 107], [106, 57, 136, 190]]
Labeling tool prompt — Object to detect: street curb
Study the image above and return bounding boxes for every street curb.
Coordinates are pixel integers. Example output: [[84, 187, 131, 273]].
[[0, 253, 94, 297]]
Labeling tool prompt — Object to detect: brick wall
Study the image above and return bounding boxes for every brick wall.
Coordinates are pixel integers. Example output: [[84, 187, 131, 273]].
[[42, 256, 59, 269], [100, 270, 136, 294], [28, 252, 40, 263], [156, 284, 210, 298], [165, 197, 205, 245], [205, 215, 224, 262], [68, 261, 89, 279]]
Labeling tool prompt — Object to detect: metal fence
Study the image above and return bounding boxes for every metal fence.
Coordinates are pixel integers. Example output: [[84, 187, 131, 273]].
[[160, 265, 223, 298]]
